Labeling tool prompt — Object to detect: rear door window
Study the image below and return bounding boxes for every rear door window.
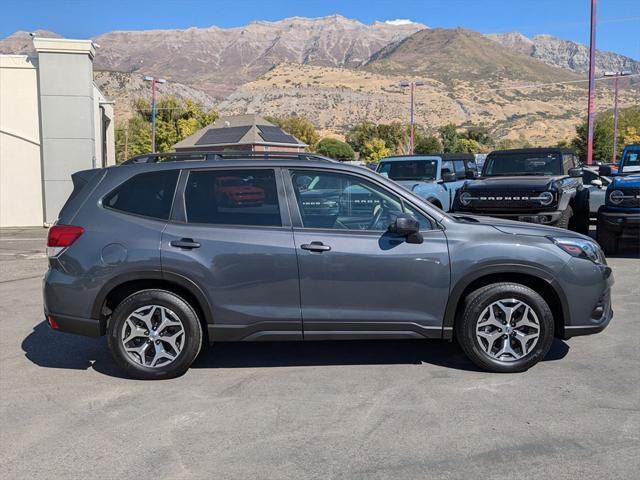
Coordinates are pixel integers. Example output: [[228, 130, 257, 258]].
[[453, 160, 466, 180], [104, 170, 179, 220], [184, 169, 282, 226]]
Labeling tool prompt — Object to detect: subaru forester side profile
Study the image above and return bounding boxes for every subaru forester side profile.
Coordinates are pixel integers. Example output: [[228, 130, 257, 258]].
[[43, 152, 614, 380]]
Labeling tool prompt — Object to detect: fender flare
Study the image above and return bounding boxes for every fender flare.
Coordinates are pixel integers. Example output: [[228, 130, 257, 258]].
[[442, 263, 571, 334], [91, 269, 214, 326]]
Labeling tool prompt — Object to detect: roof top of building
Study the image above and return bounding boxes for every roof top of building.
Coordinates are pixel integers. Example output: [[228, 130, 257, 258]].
[[173, 114, 307, 149]]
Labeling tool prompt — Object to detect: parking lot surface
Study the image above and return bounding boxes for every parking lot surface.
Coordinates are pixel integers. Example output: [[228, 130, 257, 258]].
[[1, 227, 638, 479]]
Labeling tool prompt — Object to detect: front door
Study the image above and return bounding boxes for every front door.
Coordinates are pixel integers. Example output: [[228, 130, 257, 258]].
[[161, 167, 302, 341], [286, 169, 451, 340]]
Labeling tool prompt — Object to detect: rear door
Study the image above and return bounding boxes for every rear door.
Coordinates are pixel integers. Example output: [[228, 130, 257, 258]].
[[161, 167, 302, 341], [285, 168, 451, 339]]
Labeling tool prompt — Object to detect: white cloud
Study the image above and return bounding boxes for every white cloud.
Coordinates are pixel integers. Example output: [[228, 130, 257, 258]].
[[384, 19, 416, 26]]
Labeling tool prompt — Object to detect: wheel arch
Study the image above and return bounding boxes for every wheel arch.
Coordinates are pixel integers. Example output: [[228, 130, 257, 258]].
[[92, 270, 214, 337], [443, 266, 569, 340]]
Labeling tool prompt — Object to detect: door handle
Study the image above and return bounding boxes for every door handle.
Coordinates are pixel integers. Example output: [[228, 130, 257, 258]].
[[301, 241, 331, 252], [170, 238, 201, 249]]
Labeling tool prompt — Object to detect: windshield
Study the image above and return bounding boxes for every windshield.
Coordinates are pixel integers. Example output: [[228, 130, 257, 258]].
[[620, 147, 640, 174], [378, 160, 438, 181], [482, 152, 563, 176]]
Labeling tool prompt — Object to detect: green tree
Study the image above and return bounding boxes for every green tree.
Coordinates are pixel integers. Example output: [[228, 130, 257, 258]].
[[571, 106, 640, 162], [376, 122, 409, 154], [456, 138, 487, 154], [414, 135, 442, 154], [315, 138, 355, 161], [360, 138, 391, 164], [439, 124, 459, 153], [116, 95, 218, 162], [268, 115, 319, 148], [346, 121, 378, 152], [462, 126, 493, 147]]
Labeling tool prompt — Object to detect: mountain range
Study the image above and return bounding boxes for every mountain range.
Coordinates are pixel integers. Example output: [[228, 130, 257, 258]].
[[1, 16, 638, 145]]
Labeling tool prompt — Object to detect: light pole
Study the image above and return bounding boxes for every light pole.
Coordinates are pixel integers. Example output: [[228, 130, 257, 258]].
[[143, 76, 166, 153], [585, 0, 597, 165], [603, 71, 631, 162], [400, 80, 424, 154]]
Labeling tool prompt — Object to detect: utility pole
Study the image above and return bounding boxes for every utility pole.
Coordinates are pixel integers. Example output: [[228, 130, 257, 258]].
[[585, 0, 597, 165], [143, 76, 166, 153], [400, 80, 424, 154], [603, 71, 631, 162]]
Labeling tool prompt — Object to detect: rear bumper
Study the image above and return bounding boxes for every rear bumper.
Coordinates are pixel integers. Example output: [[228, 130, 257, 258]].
[[44, 312, 103, 337]]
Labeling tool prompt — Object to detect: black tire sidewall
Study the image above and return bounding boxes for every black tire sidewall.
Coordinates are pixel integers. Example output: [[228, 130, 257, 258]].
[[457, 284, 554, 373], [107, 290, 202, 380]]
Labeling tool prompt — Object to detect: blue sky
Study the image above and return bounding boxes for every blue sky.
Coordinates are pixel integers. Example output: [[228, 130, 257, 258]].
[[1, 0, 638, 59]]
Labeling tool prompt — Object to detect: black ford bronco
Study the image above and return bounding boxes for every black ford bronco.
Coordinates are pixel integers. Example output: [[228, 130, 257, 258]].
[[453, 148, 590, 233]]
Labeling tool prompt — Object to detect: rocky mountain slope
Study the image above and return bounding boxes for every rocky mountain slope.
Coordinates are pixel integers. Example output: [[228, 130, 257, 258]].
[[93, 71, 217, 120], [364, 28, 580, 84], [488, 32, 639, 75], [90, 16, 425, 97]]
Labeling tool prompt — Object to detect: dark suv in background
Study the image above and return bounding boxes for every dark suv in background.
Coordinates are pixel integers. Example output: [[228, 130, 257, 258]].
[[453, 148, 590, 233], [44, 152, 613, 379]]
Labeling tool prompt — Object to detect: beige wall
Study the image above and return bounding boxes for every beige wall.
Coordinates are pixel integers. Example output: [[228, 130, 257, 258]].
[[93, 86, 116, 167], [0, 55, 43, 227]]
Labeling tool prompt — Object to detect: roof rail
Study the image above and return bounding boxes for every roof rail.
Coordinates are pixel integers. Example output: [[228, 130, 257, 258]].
[[121, 150, 335, 165]]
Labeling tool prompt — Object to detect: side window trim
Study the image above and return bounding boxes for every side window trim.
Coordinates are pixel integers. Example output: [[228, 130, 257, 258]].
[[284, 168, 435, 232], [175, 166, 291, 228]]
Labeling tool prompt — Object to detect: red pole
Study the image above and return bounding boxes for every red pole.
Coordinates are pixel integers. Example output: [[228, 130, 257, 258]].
[[151, 78, 157, 153], [410, 82, 415, 154], [586, 0, 597, 165], [612, 74, 619, 163]]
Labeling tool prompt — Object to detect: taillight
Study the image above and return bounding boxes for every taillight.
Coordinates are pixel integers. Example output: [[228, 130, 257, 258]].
[[47, 225, 84, 257]]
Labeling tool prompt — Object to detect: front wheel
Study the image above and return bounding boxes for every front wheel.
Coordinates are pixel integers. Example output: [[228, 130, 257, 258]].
[[554, 205, 573, 230], [107, 289, 203, 380], [456, 283, 555, 373]]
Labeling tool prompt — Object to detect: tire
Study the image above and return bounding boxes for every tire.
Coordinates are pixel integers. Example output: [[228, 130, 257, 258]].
[[107, 289, 203, 380], [455, 283, 555, 373], [569, 204, 590, 234], [596, 216, 619, 255], [554, 205, 573, 229]]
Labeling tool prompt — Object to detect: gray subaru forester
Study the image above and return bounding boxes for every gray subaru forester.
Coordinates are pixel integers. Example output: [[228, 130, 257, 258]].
[[43, 152, 614, 379]]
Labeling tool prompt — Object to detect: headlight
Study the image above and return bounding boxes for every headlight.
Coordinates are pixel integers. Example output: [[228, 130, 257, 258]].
[[537, 191, 554, 206], [548, 236, 606, 264], [609, 189, 624, 204], [459, 192, 472, 206]]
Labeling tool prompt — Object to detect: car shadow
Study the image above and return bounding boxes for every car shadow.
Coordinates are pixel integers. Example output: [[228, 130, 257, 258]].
[[22, 320, 570, 378]]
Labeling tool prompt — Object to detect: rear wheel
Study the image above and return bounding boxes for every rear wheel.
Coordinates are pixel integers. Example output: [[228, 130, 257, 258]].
[[596, 216, 619, 255], [456, 283, 554, 373], [107, 289, 203, 380]]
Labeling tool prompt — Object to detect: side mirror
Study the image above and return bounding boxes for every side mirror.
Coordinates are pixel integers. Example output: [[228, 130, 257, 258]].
[[568, 167, 583, 178], [590, 178, 603, 188], [598, 165, 612, 176], [441, 172, 456, 182], [465, 170, 477, 180], [388, 214, 423, 244]]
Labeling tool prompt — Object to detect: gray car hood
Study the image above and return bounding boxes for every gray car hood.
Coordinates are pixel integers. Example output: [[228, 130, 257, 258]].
[[450, 213, 590, 240]]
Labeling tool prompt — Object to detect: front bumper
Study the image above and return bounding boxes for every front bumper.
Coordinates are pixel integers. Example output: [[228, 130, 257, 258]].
[[556, 258, 615, 339], [455, 209, 564, 225], [597, 208, 640, 233]]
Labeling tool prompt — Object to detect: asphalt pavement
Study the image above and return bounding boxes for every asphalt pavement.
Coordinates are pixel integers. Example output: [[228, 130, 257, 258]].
[[0, 226, 638, 479]]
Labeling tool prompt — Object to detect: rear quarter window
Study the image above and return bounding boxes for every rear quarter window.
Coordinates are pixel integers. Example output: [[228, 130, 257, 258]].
[[103, 170, 179, 220]]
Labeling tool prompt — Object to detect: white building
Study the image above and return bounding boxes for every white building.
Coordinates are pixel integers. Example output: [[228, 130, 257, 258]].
[[0, 37, 115, 227]]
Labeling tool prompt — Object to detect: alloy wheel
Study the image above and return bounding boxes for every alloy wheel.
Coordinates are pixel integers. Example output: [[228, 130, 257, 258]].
[[121, 305, 185, 368], [475, 298, 540, 362]]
